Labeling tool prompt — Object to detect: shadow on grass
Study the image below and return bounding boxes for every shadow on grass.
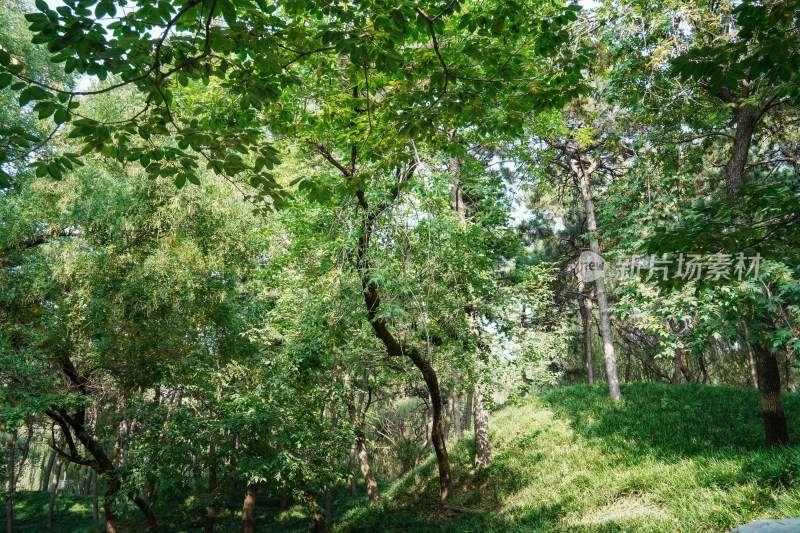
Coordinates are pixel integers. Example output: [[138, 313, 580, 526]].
[[543, 382, 800, 455], [0, 491, 100, 533]]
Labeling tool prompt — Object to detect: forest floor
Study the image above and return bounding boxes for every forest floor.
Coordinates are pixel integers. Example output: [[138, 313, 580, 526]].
[[4, 382, 800, 532], [339, 383, 800, 533]]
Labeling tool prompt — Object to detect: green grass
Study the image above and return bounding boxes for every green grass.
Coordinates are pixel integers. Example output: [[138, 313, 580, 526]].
[[5, 383, 800, 532], [1, 479, 387, 532], [338, 382, 800, 533], [0, 491, 100, 533]]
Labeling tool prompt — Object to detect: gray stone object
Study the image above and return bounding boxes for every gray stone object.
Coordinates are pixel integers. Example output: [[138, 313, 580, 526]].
[[728, 519, 800, 532]]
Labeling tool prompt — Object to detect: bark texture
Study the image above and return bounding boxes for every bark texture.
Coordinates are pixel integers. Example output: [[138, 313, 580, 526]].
[[47, 458, 62, 528], [204, 441, 217, 533], [577, 279, 594, 385], [752, 341, 789, 446], [472, 383, 491, 469], [575, 162, 621, 400], [357, 439, 380, 505], [7, 429, 16, 533], [240, 483, 258, 533], [463, 392, 473, 432]]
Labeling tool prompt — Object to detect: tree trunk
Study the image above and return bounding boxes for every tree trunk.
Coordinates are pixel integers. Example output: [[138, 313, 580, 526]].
[[132, 495, 157, 530], [672, 347, 682, 385], [751, 341, 789, 446], [577, 280, 595, 385], [784, 345, 794, 392], [473, 383, 491, 469], [356, 173, 452, 500], [92, 472, 99, 524], [463, 392, 473, 432], [679, 349, 694, 382], [47, 458, 62, 528], [698, 352, 710, 384], [81, 468, 91, 495], [324, 486, 331, 521], [724, 102, 757, 197], [104, 479, 120, 533], [357, 439, 380, 505], [444, 393, 453, 442], [348, 440, 358, 497], [240, 483, 258, 533], [303, 493, 328, 533], [7, 429, 17, 533], [417, 359, 452, 499], [576, 167, 621, 400], [280, 488, 288, 511], [205, 441, 218, 533], [41, 448, 56, 492], [624, 350, 632, 383], [451, 375, 461, 438], [742, 321, 759, 388], [424, 405, 433, 450]]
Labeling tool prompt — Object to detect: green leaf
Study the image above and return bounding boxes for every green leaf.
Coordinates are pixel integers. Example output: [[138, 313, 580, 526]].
[[0, 49, 10, 66], [46, 162, 63, 180], [174, 174, 187, 188], [53, 107, 68, 123]]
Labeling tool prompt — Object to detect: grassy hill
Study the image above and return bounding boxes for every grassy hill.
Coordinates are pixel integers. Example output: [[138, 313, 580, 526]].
[[337, 382, 800, 533]]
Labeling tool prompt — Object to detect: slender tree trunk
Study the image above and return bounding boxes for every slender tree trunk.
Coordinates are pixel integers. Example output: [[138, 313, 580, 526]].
[[424, 405, 433, 450], [743, 321, 759, 389], [784, 345, 794, 392], [752, 341, 789, 446], [104, 479, 120, 533], [577, 279, 595, 385], [92, 472, 99, 524], [463, 392, 473, 432], [451, 375, 461, 438], [47, 458, 62, 528], [348, 440, 358, 497], [698, 352, 709, 384], [357, 439, 380, 505], [81, 468, 91, 495], [672, 347, 682, 385], [624, 350, 632, 383], [205, 441, 218, 533], [679, 349, 694, 382], [280, 489, 288, 511], [240, 483, 258, 533], [444, 393, 453, 442], [303, 493, 328, 533], [7, 429, 17, 533], [356, 169, 452, 500], [324, 486, 331, 521], [453, 392, 463, 438], [132, 495, 157, 530], [473, 383, 491, 469], [714, 86, 786, 445], [724, 102, 757, 197], [41, 448, 56, 492], [576, 166, 621, 400]]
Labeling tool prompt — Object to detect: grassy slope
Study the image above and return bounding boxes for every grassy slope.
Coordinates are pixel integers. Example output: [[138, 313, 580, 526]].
[[338, 383, 800, 533], [3, 383, 800, 532]]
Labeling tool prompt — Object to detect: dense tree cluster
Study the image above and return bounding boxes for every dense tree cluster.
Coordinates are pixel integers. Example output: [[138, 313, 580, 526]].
[[0, 0, 798, 531]]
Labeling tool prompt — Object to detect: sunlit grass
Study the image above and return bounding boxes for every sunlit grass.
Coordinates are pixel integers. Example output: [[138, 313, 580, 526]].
[[338, 382, 800, 533]]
